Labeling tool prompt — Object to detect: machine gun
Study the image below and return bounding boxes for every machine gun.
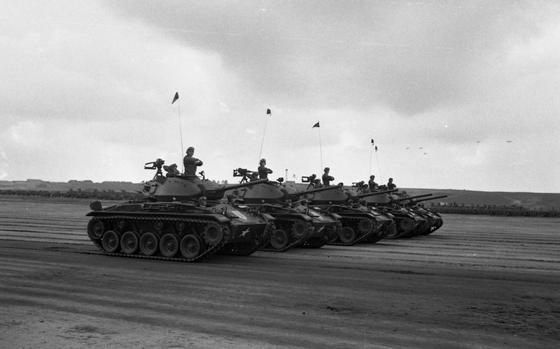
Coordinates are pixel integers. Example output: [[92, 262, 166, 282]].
[[233, 168, 257, 183], [144, 158, 165, 179]]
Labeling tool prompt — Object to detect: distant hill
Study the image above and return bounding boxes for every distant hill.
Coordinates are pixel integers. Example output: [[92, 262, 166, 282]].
[[0, 179, 141, 193], [1, 179, 560, 211]]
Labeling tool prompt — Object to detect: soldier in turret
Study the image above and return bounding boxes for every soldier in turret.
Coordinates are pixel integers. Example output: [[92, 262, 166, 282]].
[[258, 158, 273, 180], [322, 167, 334, 186], [163, 163, 180, 177], [368, 175, 379, 191], [387, 177, 397, 190], [183, 146, 203, 176]]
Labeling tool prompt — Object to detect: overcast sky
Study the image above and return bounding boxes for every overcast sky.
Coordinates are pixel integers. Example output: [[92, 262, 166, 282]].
[[1, 0, 559, 192]]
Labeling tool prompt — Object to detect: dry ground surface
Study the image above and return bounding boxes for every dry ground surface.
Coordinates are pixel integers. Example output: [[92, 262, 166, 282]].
[[0, 196, 559, 348]]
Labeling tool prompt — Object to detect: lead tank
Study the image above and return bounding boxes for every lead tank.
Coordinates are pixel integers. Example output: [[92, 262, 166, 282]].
[[86, 159, 273, 262]]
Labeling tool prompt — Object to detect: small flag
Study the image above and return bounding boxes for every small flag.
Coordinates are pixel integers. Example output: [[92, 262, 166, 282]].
[[172, 92, 179, 104], [266, 108, 271, 115], [312, 121, 320, 128], [371, 138, 374, 145], [374, 146, 378, 152]]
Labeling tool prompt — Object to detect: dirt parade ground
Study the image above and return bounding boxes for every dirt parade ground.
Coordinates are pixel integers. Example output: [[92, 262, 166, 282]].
[[0, 196, 558, 348]]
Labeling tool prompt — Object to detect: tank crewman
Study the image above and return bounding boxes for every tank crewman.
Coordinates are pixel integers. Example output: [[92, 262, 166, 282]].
[[322, 167, 334, 186], [387, 177, 397, 190], [183, 146, 203, 176], [368, 175, 379, 191], [163, 163, 181, 177], [258, 158, 273, 180]]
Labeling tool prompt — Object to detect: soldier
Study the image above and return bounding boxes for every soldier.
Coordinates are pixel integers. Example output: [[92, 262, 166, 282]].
[[163, 163, 180, 177], [368, 175, 379, 191], [387, 177, 397, 190], [322, 167, 334, 186], [258, 158, 273, 180], [183, 146, 203, 176]]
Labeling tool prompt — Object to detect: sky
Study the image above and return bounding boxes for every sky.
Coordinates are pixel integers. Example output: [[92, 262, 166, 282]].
[[1, 0, 559, 193]]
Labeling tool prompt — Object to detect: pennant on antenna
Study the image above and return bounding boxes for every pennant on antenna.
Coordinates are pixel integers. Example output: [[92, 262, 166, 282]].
[[172, 92, 179, 104], [374, 146, 378, 152], [371, 138, 374, 145], [312, 121, 320, 128], [266, 108, 271, 115]]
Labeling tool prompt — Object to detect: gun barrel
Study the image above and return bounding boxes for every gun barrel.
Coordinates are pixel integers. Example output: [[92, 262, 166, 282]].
[[220, 179, 269, 192], [289, 184, 343, 198], [393, 193, 433, 202], [413, 195, 448, 203], [356, 189, 398, 198]]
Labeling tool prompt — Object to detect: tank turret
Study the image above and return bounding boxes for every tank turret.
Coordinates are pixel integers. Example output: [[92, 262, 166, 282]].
[[142, 160, 269, 201]]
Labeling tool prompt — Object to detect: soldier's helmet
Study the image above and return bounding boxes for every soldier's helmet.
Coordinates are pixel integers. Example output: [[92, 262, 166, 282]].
[[186, 146, 194, 153], [324, 167, 330, 172], [260, 158, 266, 165]]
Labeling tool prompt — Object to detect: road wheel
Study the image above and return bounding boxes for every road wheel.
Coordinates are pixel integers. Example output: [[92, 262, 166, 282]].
[[291, 221, 308, 240], [87, 219, 104, 240], [357, 218, 374, 234], [120, 231, 138, 254], [101, 230, 119, 253], [203, 223, 224, 245], [159, 233, 179, 257], [139, 232, 158, 256], [180, 234, 202, 259], [270, 229, 289, 250], [338, 227, 356, 245]]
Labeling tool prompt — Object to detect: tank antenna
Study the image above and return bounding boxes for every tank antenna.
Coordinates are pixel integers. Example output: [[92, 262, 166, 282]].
[[312, 121, 323, 170], [369, 138, 374, 177], [258, 108, 271, 161], [172, 92, 184, 171], [375, 145, 382, 180]]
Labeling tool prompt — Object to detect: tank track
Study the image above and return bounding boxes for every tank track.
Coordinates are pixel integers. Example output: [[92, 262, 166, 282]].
[[87, 215, 228, 262]]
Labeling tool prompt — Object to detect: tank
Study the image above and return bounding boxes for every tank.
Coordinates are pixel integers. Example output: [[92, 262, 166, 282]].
[[362, 192, 445, 238], [396, 195, 447, 236], [226, 172, 342, 251], [282, 180, 394, 245], [85, 159, 273, 262]]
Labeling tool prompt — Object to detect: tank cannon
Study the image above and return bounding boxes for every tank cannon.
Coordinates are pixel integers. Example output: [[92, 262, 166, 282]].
[[405, 194, 448, 205], [354, 189, 398, 199], [392, 193, 434, 203]]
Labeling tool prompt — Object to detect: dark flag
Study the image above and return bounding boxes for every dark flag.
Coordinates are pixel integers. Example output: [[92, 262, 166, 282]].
[[371, 138, 374, 145], [172, 92, 179, 104], [312, 121, 320, 128], [374, 146, 378, 152], [266, 108, 271, 115]]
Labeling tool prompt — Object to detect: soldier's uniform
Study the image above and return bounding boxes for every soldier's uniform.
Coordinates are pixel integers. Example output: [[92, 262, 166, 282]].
[[387, 178, 396, 190], [183, 147, 203, 176], [368, 175, 378, 191], [258, 159, 273, 180], [322, 167, 334, 186]]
